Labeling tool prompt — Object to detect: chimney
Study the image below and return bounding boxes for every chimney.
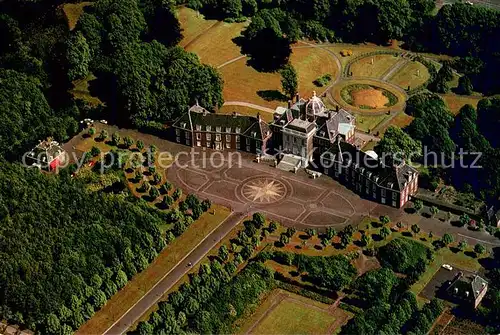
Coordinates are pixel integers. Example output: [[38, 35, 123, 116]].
[[288, 100, 292, 109], [336, 105, 339, 112], [296, 93, 300, 102]]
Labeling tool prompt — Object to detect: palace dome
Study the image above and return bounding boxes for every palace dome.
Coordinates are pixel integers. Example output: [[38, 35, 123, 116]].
[[306, 91, 326, 116]]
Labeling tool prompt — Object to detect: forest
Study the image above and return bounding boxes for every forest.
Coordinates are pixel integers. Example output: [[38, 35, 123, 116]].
[[0, 160, 166, 333]]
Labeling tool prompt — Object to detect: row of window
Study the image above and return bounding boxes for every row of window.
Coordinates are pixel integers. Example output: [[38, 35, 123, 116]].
[[194, 124, 241, 134]]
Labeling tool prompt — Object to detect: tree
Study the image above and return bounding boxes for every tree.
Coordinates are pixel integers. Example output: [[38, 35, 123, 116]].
[[137, 321, 154, 335], [375, 126, 422, 161], [413, 200, 423, 212], [474, 243, 486, 255], [91, 146, 101, 157], [173, 188, 182, 201], [123, 136, 134, 148], [280, 64, 298, 99], [268, 221, 278, 233], [458, 240, 468, 251], [153, 172, 162, 184], [326, 227, 337, 239], [306, 228, 317, 238], [46, 313, 61, 335], [252, 213, 265, 228], [286, 227, 296, 238], [430, 206, 439, 217], [442, 233, 454, 246], [88, 127, 96, 136], [380, 216, 390, 225], [279, 233, 290, 246], [457, 75, 473, 95], [361, 234, 371, 247], [111, 132, 121, 146], [136, 140, 145, 151], [66, 32, 91, 81], [380, 226, 391, 239], [218, 245, 229, 261], [411, 224, 421, 234], [99, 129, 108, 140], [459, 213, 470, 227], [355, 268, 398, 304]]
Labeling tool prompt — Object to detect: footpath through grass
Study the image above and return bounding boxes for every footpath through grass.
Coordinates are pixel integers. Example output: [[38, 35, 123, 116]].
[[76, 205, 231, 335]]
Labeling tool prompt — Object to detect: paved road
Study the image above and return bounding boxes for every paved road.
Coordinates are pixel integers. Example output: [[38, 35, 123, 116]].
[[103, 211, 247, 335]]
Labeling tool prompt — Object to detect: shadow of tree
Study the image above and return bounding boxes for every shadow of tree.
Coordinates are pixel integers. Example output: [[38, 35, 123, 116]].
[[257, 90, 288, 102]]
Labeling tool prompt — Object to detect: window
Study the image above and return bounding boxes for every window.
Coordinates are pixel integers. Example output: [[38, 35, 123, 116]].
[[186, 132, 191, 139], [225, 127, 231, 133], [392, 201, 397, 207], [246, 138, 250, 145], [196, 141, 201, 147], [175, 129, 180, 136], [196, 133, 201, 140], [226, 142, 230, 149], [236, 135, 240, 143], [381, 189, 386, 197], [392, 192, 397, 200], [324, 168, 329, 175], [207, 133, 211, 141], [216, 134, 221, 141], [373, 192, 376, 199], [206, 141, 210, 148], [381, 197, 386, 204], [206, 125, 211, 132], [215, 143, 221, 150], [216, 126, 221, 133], [176, 136, 180, 143], [225, 135, 231, 142], [187, 139, 191, 146], [246, 145, 251, 152], [196, 124, 201, 131]]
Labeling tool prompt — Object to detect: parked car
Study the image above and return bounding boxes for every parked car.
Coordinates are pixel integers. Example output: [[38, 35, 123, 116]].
[[442, 264, 453, 271]]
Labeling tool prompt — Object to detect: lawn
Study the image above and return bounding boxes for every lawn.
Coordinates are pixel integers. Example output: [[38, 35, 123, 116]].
[[218, 105, 274, 122], [238, 289, 338, 335], [61, 2, 93, 31], [349, 54, 400, 78], [70, 73, 103, 107], [220, 47, 339, 108], [385, 112, 414, 130], [76, 204, 231, 335], [440, 94, 482, 115], [327, 44, 399, 69], [178, 7, 218, 48], [354, 113, 390, 133], [388, 60, 430, 90]]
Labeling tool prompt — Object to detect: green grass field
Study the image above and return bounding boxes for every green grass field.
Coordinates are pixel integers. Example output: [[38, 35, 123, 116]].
[[239, 290, 339, 335], [388, 60, 430, 90], [440, 94, 482, 115], [350, 54, 400, 78], [62, 2, 93, 31]]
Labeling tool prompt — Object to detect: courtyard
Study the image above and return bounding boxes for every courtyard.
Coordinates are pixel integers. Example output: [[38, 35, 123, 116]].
[[168, 149, 377, 229]]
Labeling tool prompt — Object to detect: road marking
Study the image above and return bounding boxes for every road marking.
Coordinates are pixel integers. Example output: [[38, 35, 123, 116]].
[[102, 211, 242, 335], [457, 233, 500, 246]]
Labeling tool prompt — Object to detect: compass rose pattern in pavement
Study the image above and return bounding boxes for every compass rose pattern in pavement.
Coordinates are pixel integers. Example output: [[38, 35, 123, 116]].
[[241, 178, 287, 204]]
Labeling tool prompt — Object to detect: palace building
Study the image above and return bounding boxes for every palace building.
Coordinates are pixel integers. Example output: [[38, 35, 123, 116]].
[[172, 93, 418, 208], [172, 104, 272, 154]]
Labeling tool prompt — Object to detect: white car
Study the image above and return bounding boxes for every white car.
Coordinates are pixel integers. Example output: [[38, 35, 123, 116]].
[[442, 264, 453, 271]]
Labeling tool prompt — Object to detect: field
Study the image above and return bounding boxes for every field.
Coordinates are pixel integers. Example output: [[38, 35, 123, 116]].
[[440, 94, 483, 115], [70, 73, 103, 107], [355, 114, 391, 133], [178, 8, 340, 109], [61, 2, 93, 31], [238, 289, 349, 335], [349, 54, 400, 78], [219, 47, 339, 108], [388, 60, 430, 90], [327, 44, 400, 68]]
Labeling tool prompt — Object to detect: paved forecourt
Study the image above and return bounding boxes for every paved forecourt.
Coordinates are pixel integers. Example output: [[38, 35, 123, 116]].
[[168, 149, 377, 230]]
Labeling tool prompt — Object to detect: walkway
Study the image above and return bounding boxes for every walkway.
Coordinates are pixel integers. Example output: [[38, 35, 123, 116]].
[[102, 211, 247, 335], [223, 101, 275, 113]]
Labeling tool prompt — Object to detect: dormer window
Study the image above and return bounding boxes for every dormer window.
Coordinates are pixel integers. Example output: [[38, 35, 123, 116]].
[[235, 127, 241, 133], [226, 127, 231, 133], [180, 122, 187, 128], [216, 126, 221, 133], [251, 131, 257, 138], [206, 125, 211, 132], [196, 124, 201, 131]]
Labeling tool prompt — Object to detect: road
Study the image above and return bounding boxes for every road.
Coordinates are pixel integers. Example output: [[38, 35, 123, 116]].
[[103, 211, 247, 335]]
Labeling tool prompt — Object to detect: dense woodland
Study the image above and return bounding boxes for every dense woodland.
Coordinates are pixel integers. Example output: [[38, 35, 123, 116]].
[[0, 161, 166, 333]]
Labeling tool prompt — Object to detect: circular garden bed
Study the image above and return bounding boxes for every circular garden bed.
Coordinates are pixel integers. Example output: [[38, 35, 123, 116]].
[[341, 84, 398, 110]]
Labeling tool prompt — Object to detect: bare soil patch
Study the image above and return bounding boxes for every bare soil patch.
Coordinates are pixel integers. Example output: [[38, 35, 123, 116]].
[[351, 88, 389, 109]]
